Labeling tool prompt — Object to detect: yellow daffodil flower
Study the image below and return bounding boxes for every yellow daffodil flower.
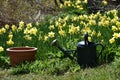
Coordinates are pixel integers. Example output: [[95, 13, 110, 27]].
[[35, 21, 40, 26], [11, 25, 17, 31], [97, 31, 101, 37], [5, 24, 9, 29], [112, 26, 118, 31], [29, 27, 38, 36], [0, 46, 4, 52], [26, 23, 32, 28], [44, 35, 49, 41], [102, 0, 107, 5], [64, 16, 69, 21], [113, 33, 120, 39], [24, 28, 29, 34], [38, 35, 43, 41], [1, 27, 6, 33], [84, 0, 88, 4], [91, 30, 96, 36], [48, 31, 55, 38], [88, 20, 96, 26], [60, 4, 63, 8], [8, 34, 13, 39], [19, 21, 24, 27], [24, 35, 32, 40], [68, 24, 77, 35], [55, 21, 59, 27], [6, 39, 14, 45], [88, 36, 92, 42], [109, 37, 115, 44], [59, 29, 66, 36], [49, 25, 55, 30], [116, 21, 120, 27]]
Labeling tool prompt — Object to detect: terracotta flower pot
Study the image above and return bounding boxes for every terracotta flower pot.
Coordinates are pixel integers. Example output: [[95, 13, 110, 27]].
[[7, 47, 37, 66]]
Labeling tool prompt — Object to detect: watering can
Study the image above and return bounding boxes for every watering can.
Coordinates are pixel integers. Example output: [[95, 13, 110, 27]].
[[51, 32, 104, 68]]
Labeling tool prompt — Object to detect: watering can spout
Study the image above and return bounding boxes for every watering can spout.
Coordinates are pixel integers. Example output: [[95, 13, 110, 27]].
[[51, 39, 76, 60], [51, 39, 66, 53]]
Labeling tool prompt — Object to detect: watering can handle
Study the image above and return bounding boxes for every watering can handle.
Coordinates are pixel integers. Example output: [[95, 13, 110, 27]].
[[84, 32, 88, 46], [96, 44, 104, 59]]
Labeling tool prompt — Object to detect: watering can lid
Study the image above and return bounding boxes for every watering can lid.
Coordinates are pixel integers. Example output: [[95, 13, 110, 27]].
[[77, 41, 87, 47]]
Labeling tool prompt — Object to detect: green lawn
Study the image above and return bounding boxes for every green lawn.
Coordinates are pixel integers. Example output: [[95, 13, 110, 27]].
[[0, 63, 120, 80]]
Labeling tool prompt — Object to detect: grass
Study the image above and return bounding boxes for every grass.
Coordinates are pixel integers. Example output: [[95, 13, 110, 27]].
[[0, 63, 120, 80]]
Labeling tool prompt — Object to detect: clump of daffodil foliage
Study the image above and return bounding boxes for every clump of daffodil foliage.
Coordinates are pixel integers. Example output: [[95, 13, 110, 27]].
[[0, 0, 120, 72]]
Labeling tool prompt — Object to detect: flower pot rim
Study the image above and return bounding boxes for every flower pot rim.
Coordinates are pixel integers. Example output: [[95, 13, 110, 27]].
[[6, 47, 37, 52]]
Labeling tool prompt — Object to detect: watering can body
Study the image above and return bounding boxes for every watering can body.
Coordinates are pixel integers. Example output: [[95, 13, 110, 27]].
[[76, 41, 103, 67]]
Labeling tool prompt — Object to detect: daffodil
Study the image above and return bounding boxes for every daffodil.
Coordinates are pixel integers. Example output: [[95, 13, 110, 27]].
[[88, 36, 92, 42], [112, 26, 118, 31], [60, 4, 63, 8], [109, 37, 115, 44], [64, 1, 71, 7], [0, 46, 4, 52], [84, 0, 88, 4], [48, 31, 55, 38], [64, 16, 69, 21], [0, 29, 2, 35], [17, 27, 23, 31], [11, 25, 17, 31], [44, 35, 49, 41], [76, 5, 83, 10], [58, 25, 63, 29], [76, 0, 81, 5], [88, 20, 96, 26], [6, 39, 14, 45], [113, 33, 120, 39], [79, 15, 88, 21], [58, 18, 63, 22], [116, 21, 120, 27], [26, 23, 32, 28], [110, 9, 118, 16], [19, 21, 24, 27], [111, 18, 118, 24], [5, 24, 9, 29], [49, 25, 55, 30], [68, 24, 77, 35], [100, 20, 110, 27], [97, 31, 101, 37], [49, 19, 53, 24], [1, 27, 6, 33], [58, 29, 66, 36], [91, 30, 96, 36], [35, 21, 40, 26], [73, 16, 78, 21], [38, 35, 43, 41], [102, 0, 107, 5], [63, 22, 66, 27], [81, 27, 91, 34], [29, 27, 38, 36], [8, 34, 13, 39], [55, 21, 59, 27], [24, 28, 29, 34], [74, 26, 80, 34], [24, 35, 32, 40]]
